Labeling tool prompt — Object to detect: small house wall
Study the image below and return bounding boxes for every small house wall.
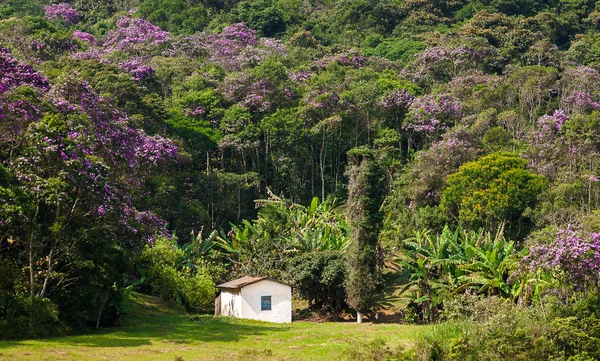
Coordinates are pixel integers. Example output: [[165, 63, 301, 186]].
[[220, 288, 242, 317], [240, 280, 292, 323]]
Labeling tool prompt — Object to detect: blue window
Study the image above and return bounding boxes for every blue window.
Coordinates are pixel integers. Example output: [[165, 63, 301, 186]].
[[261, 296, 271, 311]]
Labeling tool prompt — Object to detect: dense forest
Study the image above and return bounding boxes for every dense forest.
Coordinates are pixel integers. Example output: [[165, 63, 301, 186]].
[[2, 0, 600, 358]]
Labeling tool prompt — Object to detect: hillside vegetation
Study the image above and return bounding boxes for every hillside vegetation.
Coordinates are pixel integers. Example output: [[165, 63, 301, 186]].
[[1, 0, 600, 359]]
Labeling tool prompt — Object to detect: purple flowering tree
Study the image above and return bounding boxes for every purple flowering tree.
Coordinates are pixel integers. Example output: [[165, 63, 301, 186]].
[[447, 69, 503, 101], [522, 226, 600, 293], [0, 48, 50, 147], [527, 110, 600, 180], [380, 89, 415, 129], [316, 50, 367, 69], [559, 66, 600, 114], [119, 58, 156, 81], [45, 3, 79, 24], [167, 23, 284, 71], [402, 45, 492, 89], [73, 30, 97, 46], [410, 129, 482, 205], [0, 51, 177, 300], [526, 109, 600, 222], [103, 17, 171, 54], [403, 93, 463, 149]]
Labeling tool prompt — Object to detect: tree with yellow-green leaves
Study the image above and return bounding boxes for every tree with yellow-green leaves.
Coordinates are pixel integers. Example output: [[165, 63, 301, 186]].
[[441, 152, 546, 239]]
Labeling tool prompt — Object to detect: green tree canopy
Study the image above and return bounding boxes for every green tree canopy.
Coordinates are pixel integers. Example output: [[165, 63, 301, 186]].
[[441, 152, 546, 235]]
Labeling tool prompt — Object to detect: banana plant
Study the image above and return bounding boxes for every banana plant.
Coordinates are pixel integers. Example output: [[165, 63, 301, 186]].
[[397, 225, 522, 320], [457, 227, 519, 298]]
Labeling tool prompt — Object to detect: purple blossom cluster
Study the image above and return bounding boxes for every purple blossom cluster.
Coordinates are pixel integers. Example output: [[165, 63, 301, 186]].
[[289, 71, 313, 83], [220, 76, 276, 111], [135, 134, 179, 164], [103, 17, 171, 53], [562, 66, 599, 91], [404, 94, 463, 134], [240, 93, 270, 112], [29, 36, 78, 59], [8, 70, 177, 242], [303, 89, 341, 110], [564, 91, 600, 113], [45, 3, 78, 24], [283, 88, 294, 97], [207, 24, 283, 70], [447, 70, 501, 99], [0, 49, 49, 139], [418, 46, 486, 66], [73, 30, 97, 46], [64, 81, 176, 168], [560, 66, 600, 114], [526, 109, 600, 178], [317, 50, 367, 69], [0, 48, 50, 94], [434, 131, 477, 164], [189, 106, 206, 118], [118, 58, 155, 81], [30, 39, 46, 51], [380, 89, 415, 110], [165, 23, 284, 71], [219, 135, 261, 151], [537, 109, 569, 133], [402, 45, 491, 88], [412, 129, 481, 203], [523, 226, 600, 290], [135, 210, 171, 244], [220, 23, 258, 46], [1, 46, 179, 250]]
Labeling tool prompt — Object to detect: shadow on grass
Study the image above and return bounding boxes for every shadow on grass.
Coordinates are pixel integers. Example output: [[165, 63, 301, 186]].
[[0, 292, 289, 348], [43, 315, 287, 348], [0, 315, 286, 349], [380, 264, 411, 309]]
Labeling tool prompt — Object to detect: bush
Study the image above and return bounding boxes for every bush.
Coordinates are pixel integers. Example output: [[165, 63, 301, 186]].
[[286, 251, 347, 315], [0, 292, 64, 339], [411, 294, 600, 361], [140, 237, 216, 311]]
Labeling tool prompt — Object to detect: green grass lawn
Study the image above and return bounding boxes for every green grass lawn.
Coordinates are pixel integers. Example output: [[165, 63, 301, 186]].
[[0, 293, 428, 361]]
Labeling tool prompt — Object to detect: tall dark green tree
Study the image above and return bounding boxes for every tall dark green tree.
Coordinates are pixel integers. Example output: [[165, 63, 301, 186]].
[[344, 147, 384, 323]]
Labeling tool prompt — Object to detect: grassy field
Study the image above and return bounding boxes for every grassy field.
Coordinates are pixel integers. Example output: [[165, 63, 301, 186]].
[[0, 293, 428, 361]]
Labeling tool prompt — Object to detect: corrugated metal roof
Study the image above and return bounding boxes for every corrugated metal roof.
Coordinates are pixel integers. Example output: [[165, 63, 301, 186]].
[[216, 276, 290, 289]]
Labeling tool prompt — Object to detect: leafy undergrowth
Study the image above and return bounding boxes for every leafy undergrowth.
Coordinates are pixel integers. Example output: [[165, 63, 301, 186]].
[[0, 293, 428, 361]]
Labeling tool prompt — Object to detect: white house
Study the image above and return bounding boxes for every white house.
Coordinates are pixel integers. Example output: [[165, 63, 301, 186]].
[[215, 276, 292, 323]]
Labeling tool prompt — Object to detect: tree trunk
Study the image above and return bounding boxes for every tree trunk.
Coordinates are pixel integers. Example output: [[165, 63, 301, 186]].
[[356, 311, 363, 324], [29, 237, 34, 296], [320, 134, 326, 202], [96, 293, 109, 329], [38, 248, 53, 298], [29, 202, 40, 297]]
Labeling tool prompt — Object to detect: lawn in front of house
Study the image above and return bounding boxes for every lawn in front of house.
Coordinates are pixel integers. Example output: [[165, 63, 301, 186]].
[[0, 293, 428, 361]]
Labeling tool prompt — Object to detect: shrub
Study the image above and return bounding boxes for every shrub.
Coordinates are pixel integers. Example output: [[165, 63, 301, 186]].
[[140, 237, 216, 311], [411, 295, 600, 361], [286, 251, 347, 315]]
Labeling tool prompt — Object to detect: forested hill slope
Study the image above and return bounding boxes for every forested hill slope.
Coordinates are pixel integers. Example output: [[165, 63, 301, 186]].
[[2, 0, 600, 339]]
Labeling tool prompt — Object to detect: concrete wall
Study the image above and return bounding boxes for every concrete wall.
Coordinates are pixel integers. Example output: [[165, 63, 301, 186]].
[[220, 288, 242, 317], [240, 280, 292, 323]]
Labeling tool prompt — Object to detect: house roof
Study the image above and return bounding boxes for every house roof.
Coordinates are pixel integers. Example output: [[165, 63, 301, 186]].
[[216, 276, 290, 289]]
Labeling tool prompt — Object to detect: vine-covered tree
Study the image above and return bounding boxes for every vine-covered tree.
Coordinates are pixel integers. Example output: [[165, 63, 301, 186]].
[[344, 147, 384, 323]]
